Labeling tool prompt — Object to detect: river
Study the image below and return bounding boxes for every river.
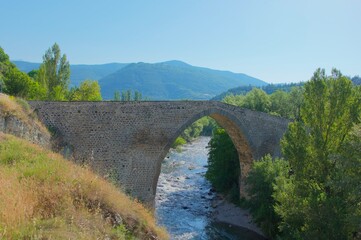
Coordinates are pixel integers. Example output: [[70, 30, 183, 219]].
[[155, 136, 267, 240]]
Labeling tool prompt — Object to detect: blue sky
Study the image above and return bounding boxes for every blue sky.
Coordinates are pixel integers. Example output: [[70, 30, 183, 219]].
[[1, 0, 360, 83]]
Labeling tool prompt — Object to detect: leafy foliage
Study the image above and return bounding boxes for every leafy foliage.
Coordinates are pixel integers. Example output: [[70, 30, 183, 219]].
[[274, 68, 361, 239], [206, 128, 240, 200], [36, 43, 70, 100], [246, 155, 289, 238], [113, 90, 143, 101], [113, 90, 121, 101], [171, 117, 217, 149], [212, 82, 305, 101], [242, 88, 271, 112], [1, 45, 104, 101], [68, 80, 102, 101], [351, 75, 361, 85], [0, 47, 46, 99], [223, 86, 303, 119], [171, 136, 187, 148], [213, 68, 361, 239]]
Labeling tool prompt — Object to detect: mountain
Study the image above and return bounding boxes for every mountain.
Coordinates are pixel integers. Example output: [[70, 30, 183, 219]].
[[12, 61, 41, 73], [13, 61, 127, 86], [98, 61, 267, 100], [13, 60, 267, 100], [68, 63, 128, 86]]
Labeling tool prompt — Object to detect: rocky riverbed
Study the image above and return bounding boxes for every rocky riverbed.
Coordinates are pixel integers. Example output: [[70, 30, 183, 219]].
[[155, 136, 267, 240]]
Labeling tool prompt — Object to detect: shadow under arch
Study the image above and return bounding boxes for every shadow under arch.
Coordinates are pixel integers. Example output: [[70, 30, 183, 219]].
[[152, 107, 255, 200]]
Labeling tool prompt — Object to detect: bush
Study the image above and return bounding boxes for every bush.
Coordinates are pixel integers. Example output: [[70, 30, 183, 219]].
[[172, 136, 187, 148]]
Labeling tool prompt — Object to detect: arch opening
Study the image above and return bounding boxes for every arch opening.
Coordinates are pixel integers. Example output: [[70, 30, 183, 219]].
[[152, 108, 255, 207]]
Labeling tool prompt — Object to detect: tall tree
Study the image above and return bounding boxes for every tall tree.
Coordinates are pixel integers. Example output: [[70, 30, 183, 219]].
[[38, 43, 70, 100], [274, 68, 361, 239], [121, 90, 132, 101], [113, 90, 121, 101], [134, 90, 142, 101]]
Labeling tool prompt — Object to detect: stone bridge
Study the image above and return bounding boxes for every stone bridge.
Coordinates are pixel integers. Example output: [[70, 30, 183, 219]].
[[29, 101, 290, 206]]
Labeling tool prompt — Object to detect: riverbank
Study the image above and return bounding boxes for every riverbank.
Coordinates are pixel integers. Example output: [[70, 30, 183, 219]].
[[211, 194, 268, 239]]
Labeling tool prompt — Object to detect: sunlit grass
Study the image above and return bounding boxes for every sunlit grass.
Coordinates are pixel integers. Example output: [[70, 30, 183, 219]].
[[0, 94, 49, 134], [0, 133, 169, 239]]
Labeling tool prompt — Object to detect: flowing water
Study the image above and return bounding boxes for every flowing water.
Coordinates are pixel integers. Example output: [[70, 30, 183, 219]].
[[155, 136, 267, 240]]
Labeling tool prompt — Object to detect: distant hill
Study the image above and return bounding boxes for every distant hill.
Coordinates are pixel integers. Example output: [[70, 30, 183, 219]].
[[12, 61, 41, 73], [212, 82, 304, 101], [13, 60, 267, 100], [98, 61, 267, 100], [13, 61, 127, 86]]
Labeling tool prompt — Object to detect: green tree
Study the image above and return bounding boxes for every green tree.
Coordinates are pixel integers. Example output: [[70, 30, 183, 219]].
[[274, 69, 361, 239], [223, 94, 245, 106], [134, 90, 142, 101], [114, 90, 121, 101], [37, 43, 70, 100], [0, 47, 46, 99], [2, 68, 31, 97], [68, 80, 102, 101], [121, 90, 131, 101], [242, 88, 270, 112], [206, 128, 240, 200], [288, 86, 304, 120], [246, 155, 289, 238], [269, 90, 290, 117]]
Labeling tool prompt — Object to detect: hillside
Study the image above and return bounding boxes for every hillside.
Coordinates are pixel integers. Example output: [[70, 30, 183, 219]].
[[13, 60, 267, 100], [0, 94, 50, 146], [0, 95, 168, 239], [98, 61, 267, 100], [13, 61, 127, 87]]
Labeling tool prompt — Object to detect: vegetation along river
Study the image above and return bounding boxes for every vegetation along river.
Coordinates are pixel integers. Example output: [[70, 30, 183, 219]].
[[155, 136, 267, 240]]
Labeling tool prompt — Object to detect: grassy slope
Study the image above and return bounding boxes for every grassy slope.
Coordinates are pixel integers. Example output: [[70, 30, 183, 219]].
[[0, 94, 48, 135], [0, 133, 168, 239], [0, 95, 168, 239]]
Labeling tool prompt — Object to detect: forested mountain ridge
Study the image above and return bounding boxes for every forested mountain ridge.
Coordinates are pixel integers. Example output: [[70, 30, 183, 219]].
[[13, 60, 267, 100], [98, 61, 267, 100]]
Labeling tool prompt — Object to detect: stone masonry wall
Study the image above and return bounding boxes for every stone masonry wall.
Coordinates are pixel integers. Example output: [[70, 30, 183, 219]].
[[28, 101, 290, 207]]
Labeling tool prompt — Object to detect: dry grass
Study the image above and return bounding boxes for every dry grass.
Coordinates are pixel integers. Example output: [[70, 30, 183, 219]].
[[0, 133, 169, 240], [0, 93, 48, 134]]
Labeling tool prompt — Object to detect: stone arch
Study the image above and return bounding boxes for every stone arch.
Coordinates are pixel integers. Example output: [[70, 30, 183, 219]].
[[152, 107, 255, 199], [28, 101, 290, 207]]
